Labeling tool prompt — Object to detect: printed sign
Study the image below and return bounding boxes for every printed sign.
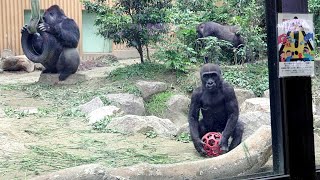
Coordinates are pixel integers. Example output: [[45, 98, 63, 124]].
[[277, 13, 315, 77]]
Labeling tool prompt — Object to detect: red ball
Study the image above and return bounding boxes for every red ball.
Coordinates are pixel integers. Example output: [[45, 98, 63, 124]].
[[201, 132, 223, 157]]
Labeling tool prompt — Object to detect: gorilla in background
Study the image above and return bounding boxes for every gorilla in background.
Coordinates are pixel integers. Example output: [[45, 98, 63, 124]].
[[188, 63, 244, 156], [196, 21, 245, 63], [21, 5, 80, 81]]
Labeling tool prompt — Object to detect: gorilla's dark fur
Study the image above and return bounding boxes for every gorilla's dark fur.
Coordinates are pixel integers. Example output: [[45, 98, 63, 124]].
[[188, 63, 244, 156], [197, 21, 244, 48], [21, 5, 80, 81]]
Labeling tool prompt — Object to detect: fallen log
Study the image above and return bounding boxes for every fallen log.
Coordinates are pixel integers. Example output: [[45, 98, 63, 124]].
[[31, 125, 272, 180]]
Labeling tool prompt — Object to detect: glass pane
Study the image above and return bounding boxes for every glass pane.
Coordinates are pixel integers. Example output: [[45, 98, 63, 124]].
[[310, 1, 320, 168], [0, 1, 285, 179]]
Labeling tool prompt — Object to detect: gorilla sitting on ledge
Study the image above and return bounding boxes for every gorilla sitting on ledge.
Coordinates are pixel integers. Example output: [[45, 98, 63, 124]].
[[188, 63, 244, 156], [21, 5, 80, 81]]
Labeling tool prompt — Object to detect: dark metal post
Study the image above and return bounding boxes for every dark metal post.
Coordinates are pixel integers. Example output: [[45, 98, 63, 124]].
[[265, 0, 285, 174], [280, 0, 316, 179]]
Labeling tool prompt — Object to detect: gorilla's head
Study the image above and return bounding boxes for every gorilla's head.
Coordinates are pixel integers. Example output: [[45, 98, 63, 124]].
[[200, 63, 222, 92], [43, 5, 66, 25]]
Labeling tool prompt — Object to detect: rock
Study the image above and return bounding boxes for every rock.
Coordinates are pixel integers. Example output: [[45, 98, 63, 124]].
[[315, 98, 320, 116], [263, 89, 269, 98], [176, 123, 190, 137], [136, 80, 168, 100], [0, 55, 35, 72], [1, 49, 14, 58], [240, 111, 271, 140], [38, 73, 89, 85], [314, 134, 320, 165], [164, 94, 190, 127], [313, 115, 320, 129], [0, 108, 5, 118], [88, 106, 121, 125], [106, 93, 145, 115], [234, 88, 256, 106], [240, 98, 270, 113], [17, 107, 38, 115], [108, 115, 177, 137], [34, 63, 45, 71], [31, 126, 272, 180], [78, 97, 104, 114]]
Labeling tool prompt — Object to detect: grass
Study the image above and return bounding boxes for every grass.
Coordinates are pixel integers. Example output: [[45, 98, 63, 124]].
[[145, 91, 173, 117]]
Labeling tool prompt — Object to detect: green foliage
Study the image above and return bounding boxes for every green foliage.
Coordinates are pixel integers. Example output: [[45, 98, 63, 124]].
[[145, 92, 173, 116], [223, 61, 269, 96], [309, 0, 320, 47], [154, 0, 267, 72], [92, 117, 112, 132], [176, 132, 191, 143], [109, 62, 170, 81], [83, 0, 173, 63], [144, 130, 158, 138]]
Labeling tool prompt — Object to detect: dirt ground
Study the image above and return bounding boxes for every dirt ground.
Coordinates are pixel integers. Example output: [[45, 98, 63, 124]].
[[0, 60, 204, 179]]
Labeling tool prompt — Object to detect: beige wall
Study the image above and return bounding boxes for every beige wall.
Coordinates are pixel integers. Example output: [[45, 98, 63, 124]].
[[0, 0, 131, 57]]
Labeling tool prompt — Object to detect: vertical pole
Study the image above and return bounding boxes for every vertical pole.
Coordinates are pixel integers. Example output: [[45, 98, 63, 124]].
[[265, 0, 285, 174], [280, 0, 316, 179]]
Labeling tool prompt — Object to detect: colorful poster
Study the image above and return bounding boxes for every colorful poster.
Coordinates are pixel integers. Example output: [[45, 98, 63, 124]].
[[277, 13, 315, 77]]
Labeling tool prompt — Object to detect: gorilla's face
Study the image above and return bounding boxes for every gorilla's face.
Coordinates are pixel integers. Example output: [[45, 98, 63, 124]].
[[201, 71, 220, 92], [200, 63, 222, 92], [42, 5, 65, 25]]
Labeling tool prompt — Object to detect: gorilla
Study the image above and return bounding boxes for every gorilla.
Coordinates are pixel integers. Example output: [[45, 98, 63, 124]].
[[21, 5, 80, 81], [188, 63, 244, 156], [197, 22, 245, 63], [197, 21, 244, 48]]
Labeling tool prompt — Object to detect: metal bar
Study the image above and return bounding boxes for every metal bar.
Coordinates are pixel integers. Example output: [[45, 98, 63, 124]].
[[265, 0, 285, 175]]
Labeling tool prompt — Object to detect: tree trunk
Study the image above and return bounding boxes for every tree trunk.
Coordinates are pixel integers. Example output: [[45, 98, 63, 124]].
[[146, 44, 150, 61], [137, 45, 144, 63]]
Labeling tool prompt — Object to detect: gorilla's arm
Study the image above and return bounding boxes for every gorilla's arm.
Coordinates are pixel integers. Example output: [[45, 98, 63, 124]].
[[219, 82, 239, 151], [39, 19, 79, 48], [56, 19, 80, 48], [188, 88, 206, 156]]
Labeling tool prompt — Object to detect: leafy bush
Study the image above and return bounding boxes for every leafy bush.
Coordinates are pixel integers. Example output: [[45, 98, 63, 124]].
[[154, 0, 267, 72], [223, 61, 269, 96]]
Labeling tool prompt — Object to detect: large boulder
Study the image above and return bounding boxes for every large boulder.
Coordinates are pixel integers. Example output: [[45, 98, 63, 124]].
[[0, 108, 5, 118], [240, 111, 271, 140], [105, 93, 145, 115], [136, 80, 168, 100], [87, 106, 122, 125], [107, 115, 177, 138], [164, 95, 190, 127], [30, 126, 272, 180], [240, 98, 270, 113], [78, 97, 104, 114], [0, 55, 35, 72], [234, 88, 256, 106]]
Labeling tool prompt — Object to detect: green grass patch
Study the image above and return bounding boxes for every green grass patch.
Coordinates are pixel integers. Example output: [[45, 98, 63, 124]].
[[108, 62, 171, 81], [145, 91, 173, 117]]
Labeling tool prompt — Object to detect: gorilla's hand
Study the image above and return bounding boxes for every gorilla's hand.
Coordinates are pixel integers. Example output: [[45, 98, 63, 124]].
[[38, 23, 51, 33], [219, 135, 229, 153], [21, 25, 28, 33], [195, 139, 207, 156]]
